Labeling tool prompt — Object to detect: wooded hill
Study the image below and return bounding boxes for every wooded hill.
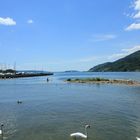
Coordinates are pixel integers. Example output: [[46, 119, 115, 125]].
[[89, 50, 140, 72]]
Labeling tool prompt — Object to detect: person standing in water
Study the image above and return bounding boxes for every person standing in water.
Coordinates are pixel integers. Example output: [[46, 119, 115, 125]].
[[47, 78, 49, 82]]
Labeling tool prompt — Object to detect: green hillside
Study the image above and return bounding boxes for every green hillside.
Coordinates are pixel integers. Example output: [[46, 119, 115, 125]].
[[89, 50, 140, 72]]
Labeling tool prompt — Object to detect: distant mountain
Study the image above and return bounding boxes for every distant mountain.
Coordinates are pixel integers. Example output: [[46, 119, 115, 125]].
[[89, 50, 140, 72]]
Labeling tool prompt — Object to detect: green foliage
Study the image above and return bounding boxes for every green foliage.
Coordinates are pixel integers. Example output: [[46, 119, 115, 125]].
[[67, 78, 71, 81], [67, 77, 110, 82]]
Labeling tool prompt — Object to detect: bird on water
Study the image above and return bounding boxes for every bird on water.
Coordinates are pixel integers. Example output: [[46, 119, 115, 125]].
[[136, 137, 140, 140], [17, 100, 22, 104], [70, 125, 90, 140], [0, 124, 4, 140], [0, 124, 3, 134]]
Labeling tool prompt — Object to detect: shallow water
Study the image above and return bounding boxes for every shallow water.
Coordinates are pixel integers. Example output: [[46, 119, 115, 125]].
[[0, 72, 140, 140]]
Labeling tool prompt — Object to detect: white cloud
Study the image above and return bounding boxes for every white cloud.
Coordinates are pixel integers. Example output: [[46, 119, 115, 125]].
[[134, 0, 140, 11], [134, 11, 140, 18], [122, 45, 140, 53], [133, 0, 140, 18], [125, 23, 140, 30], [108, 53, 127, 60], [125, 0, 140, 31], [108, 45, 140, 60], [89, 34, 116, 42], [27, 19, 34, 24], [0, 17, 16, 26]]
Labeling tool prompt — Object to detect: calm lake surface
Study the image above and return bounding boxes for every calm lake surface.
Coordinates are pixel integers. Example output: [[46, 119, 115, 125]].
[[0, 72, 140, 140]]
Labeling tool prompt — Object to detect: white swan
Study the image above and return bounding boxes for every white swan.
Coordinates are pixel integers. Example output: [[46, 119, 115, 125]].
[[136, 137, 140, 140], [0, 124, 3, 135], [70, 125, 90, 140], [0, 124, 4, 140]]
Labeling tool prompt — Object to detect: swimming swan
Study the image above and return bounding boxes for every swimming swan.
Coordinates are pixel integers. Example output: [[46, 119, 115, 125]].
[[70, 125, 90, 140]]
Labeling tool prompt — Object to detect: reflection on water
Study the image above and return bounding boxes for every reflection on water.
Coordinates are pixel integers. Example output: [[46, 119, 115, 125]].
[[0, 72, 140, 140]]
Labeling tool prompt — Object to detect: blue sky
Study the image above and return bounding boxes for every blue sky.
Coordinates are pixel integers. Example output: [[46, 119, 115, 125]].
[[0, 0, 140, 71]]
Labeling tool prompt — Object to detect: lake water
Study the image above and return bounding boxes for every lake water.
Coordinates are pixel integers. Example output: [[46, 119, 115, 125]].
[[0, 72, 140, 140]]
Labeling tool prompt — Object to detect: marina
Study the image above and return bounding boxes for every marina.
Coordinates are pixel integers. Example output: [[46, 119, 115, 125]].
[[0, 69, 53, 79]]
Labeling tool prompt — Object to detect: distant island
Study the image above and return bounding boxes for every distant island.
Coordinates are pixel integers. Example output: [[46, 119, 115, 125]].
[[89, 50, 140, 72], [65, 70, 79, 72]]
